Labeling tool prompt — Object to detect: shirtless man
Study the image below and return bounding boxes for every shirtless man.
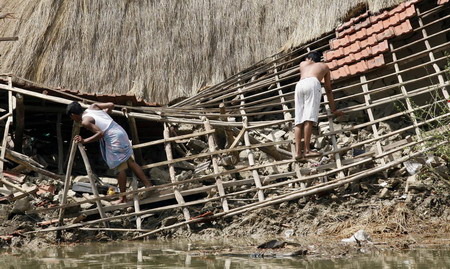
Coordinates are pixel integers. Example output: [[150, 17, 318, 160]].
[[294, 51, 343, 160], [67, 101, 152, 203]]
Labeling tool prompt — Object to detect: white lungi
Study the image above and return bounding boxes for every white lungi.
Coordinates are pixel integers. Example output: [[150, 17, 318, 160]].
[[294, 77, 322, 125]]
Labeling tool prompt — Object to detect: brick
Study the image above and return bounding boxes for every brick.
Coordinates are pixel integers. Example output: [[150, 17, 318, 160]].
[[376, 27, 395, 42], [394, 20, 413, 36], [367, 54, 385, 69]]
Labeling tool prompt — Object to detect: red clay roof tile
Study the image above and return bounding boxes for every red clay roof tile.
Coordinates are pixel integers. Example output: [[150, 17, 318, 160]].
[[360, 35, 377, 49], [349, 61, 369, 75], [367, 54, 385, 69], [376, 27, 395, 42], [371, 40, 389, 55], [394, 20, 413, 36], [388, 2, 406, 16], [338, 25, 356, 38]]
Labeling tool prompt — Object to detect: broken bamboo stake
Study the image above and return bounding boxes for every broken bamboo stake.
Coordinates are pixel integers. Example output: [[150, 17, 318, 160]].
[[77, 144, 109, 227], [56, 141, 78, 239], [163, 123, 191, 221], [202, 117, 229, 211]]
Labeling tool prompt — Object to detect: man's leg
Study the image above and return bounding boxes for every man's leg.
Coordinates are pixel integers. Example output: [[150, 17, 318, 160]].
[[127, 158, 152, 188], [117, 170, 127, 203], [303, 121, 321, 157], [294, 124, 304, 159]]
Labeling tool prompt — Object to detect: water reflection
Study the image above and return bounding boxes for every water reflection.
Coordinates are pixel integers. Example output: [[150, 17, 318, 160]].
[[1, 241, 450, 269]]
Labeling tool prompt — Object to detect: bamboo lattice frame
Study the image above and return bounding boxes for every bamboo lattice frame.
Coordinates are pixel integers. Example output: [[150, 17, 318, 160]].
[[0, 1, 449, 236]]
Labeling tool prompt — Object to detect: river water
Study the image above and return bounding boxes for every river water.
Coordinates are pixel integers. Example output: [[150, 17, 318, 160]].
[[1, 240, 449, 268]]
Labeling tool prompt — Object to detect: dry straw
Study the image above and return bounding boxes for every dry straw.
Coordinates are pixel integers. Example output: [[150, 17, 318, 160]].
[[0, 0, 403, 104]]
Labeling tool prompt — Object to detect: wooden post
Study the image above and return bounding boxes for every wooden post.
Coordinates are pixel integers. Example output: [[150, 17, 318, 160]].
[[131, 175, 142, 230], [57, 113, 64, 174], [202, 117, 230, 210], [13, 93, 24, 153], [125, 102, 143, 164], [163, 123, 191, 220], [0, 77, 14, 181], [56, 141, 78, 239], [77, 144, 109, 227]]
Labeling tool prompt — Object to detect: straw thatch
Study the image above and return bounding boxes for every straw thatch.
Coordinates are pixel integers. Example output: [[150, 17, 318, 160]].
[[0, 0, 404, 104]]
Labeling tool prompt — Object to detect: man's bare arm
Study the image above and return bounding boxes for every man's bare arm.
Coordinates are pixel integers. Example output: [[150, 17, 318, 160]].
[[323, 70, 337, 112], [92, 102, 114, 114], [74, 118, 104, 144]]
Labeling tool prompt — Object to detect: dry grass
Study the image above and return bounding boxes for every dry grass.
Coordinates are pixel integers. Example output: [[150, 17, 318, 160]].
[[0, 0, 404, 104]]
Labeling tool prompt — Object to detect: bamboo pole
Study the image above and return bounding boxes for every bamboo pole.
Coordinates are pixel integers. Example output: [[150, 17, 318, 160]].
[[133, 141, 444, 239], [131, 174, 142, 230], [0, 77, 14, 179], [361, 75, 386, 165], [389, 42, 422, 139], [33, 130, 439, 234], [56, 141, 78, 239], [164, 123, 191, 220], [13, 93, 24, 153], [202, 117, 230, 211], [322, 85, 344, 180], [238, 83, 265, 201], [0, 37, 18, 41], [77, 144, 109, 227], [133, 129, 215, 149], [416, 8, 450, 109]]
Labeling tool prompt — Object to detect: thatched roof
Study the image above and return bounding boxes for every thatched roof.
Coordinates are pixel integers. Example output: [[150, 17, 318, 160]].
[[0, 0, 404, 104]]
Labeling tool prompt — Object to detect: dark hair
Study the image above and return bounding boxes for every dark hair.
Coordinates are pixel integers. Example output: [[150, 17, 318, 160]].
[[66, 101, 84, 115], [305, 51, 322, 62]]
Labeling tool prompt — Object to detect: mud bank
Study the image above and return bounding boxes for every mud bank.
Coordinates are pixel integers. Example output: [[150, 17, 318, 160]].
[[1, 171, 450, 260]]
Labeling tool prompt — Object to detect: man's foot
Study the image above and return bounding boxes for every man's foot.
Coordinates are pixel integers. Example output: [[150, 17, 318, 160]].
[[138, 186, 157, 200], [304, 151, 322, 158], [112, 197, 127, 205]]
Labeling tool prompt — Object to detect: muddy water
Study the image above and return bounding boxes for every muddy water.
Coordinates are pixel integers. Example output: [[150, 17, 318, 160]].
[[1, 241, 450, 268]]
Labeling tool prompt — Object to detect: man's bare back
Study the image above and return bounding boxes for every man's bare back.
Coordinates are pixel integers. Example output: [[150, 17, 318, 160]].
[[299, 60, 330, 82]]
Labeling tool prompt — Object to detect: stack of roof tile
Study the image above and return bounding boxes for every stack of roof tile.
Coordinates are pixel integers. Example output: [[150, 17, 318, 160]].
[[324, 0, 420, 80]]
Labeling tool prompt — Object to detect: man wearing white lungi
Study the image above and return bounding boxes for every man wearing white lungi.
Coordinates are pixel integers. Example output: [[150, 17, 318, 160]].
[[67, 101, 152, 203], [295, 51, 343, 160]]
